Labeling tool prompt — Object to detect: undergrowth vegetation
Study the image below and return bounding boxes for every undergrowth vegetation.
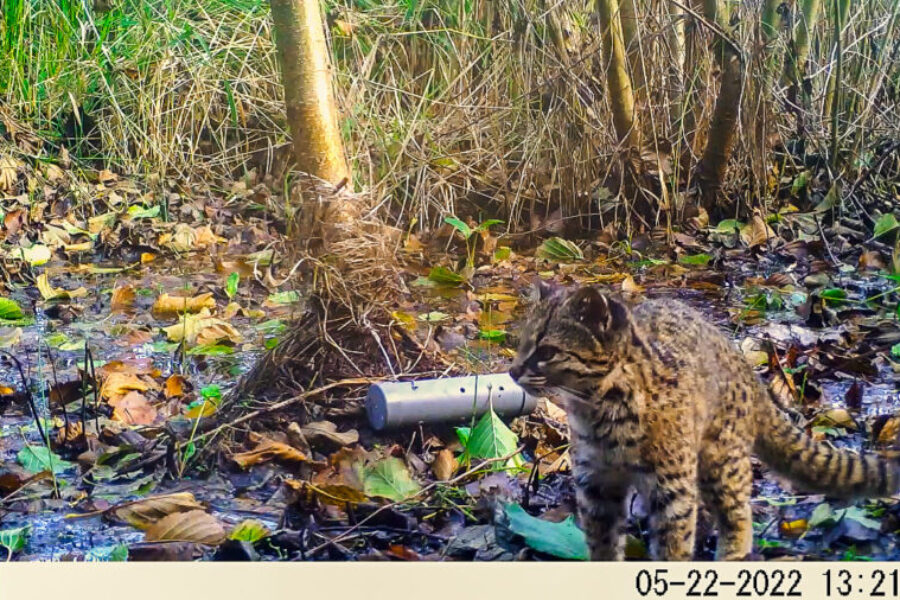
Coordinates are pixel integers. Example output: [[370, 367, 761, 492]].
[[2, 0, 898, 231]]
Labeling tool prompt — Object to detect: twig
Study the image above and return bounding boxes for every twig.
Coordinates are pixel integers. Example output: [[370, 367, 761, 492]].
[[305, 446, 525, 557], [0, 351, 49, 449], [192, 377, 379, 444]]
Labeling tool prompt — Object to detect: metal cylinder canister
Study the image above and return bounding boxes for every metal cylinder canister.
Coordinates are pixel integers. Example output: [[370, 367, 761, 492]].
[[365, 373, 538, 431]]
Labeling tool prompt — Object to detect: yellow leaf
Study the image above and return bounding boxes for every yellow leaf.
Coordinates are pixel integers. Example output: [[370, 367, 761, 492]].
[[161, 308, 241, 346], [621, 275, 643, 294], [64, 241, 93, 253], [780, 519, 808, 537], [100, 371, 157, 405], [152, 293, 216, 317], [185, 402, 217, 419], [36, 273, 88, 301], [390, 311, 417, 330], [0, 155, 20, 193], [87, 212, 116, 234], [193, 225, 223, 248]]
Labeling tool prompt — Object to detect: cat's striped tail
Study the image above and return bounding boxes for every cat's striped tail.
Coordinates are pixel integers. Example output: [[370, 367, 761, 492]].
[[753, 385, 900, 498]]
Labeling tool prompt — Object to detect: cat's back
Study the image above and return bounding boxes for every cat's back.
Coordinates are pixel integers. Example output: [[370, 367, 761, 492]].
[[629, 297, 752, 393]]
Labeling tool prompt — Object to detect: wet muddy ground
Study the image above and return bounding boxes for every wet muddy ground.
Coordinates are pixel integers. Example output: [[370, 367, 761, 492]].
[[3, 232, 900, 561]]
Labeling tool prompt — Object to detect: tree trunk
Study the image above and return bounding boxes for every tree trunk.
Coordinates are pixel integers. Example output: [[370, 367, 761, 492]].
[[695, 0, 744, 213], [596, 0, 641, 153], [619, 0, 647, 111], [270, 0, 352, 245], [782, 0, 823, 103]]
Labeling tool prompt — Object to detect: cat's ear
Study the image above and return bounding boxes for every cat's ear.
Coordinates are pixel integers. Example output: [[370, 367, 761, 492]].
[[528, 278, 557, 303], [568, 287, 629, 339]]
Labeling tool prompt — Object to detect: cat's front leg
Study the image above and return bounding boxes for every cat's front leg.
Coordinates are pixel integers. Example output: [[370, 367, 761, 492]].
[[574, 470, 629, 561]]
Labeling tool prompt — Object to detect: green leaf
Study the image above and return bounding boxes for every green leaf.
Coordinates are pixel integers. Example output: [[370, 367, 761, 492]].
[[254, 319, 286, 335], [142, 340, 180, 354], [474, 219, 504, 233], [678, 253, 712, 267], [874, 213, 900, 239], [126, 204, 160, 219], [0, 298, 24, 320], [200, 384, 223, 401], [478, 329, 506, 343], [536, 237, 583, 262], [843, 506, 881, 531], [712, 219, 744, 233], [427, 266, 465, 286], [418, 311, 450, 322], [809, 503, 837, 528], [503, 504, 588, 560], [821, 288, 847, 306], [462, 408, 523, 469], [85, 543, 129, 561], [791, 171, 810, 196], [493, 247, 511, 261], [225, 272, 240, 299], [0, 525, 30, 555], [228, 519, 271, 543], [443, 216, 472, 239], [267, 290, 300, 305], [181, 441, 197, 462], [455, 426, 471, 448], [814, 182, 842, 212], [185, 344, 235, 356], [892, 343, 900, 358], [363, 457, 421, 501], [17, 445, 73, 474]]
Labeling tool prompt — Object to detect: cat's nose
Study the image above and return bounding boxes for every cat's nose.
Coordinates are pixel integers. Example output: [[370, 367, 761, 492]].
[[509, 364, 523, 380]]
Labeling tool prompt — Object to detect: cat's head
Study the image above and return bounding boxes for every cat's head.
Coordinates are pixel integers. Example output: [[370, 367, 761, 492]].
[[509, 281, 631, 399]]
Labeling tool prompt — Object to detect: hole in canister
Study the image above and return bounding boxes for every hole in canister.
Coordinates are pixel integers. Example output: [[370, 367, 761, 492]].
[[499, 386, 505, 391], [460, 387, 466, 393]]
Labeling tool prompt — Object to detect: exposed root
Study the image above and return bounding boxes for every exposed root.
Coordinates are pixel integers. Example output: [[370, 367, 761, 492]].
[[220, 186, 454, 430]]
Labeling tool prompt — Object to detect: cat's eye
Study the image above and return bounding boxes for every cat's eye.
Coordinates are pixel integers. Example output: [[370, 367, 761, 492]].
[[532, 346, 557, 364]]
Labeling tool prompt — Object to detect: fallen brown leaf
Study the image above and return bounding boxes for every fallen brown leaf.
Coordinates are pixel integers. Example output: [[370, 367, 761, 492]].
[[144, 510, 225, 545], [432, 449, 458, 481], [283, 478, 368, 507], [106, 492, 206, 530], [97, 358, 157, 379], [110, 284, 135, 312], [100, 372, 155, 405], [741, 215, 776, 248], [231, 434, 310, 469], [164, 374, 190, 399], [111, 391, 158, 426], [300, 420, 359, 447]]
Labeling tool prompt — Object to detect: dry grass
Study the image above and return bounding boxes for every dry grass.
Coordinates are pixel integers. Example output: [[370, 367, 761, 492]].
[[1, 0, 898, 232]]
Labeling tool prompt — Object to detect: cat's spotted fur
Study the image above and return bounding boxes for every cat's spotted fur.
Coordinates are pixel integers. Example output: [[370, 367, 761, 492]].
[[510, 283, 899, 560]]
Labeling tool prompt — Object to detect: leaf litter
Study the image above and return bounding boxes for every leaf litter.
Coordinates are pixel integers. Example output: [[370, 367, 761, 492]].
[[1, 154, 900, 562]]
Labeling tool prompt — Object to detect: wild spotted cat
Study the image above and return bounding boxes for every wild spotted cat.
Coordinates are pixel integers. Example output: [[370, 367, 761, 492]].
[[510, 283, 899, 560]]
